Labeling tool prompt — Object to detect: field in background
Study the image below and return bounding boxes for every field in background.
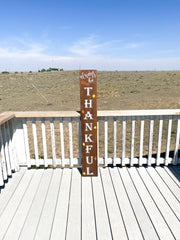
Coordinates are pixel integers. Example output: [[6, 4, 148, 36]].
[[1, 71, 179, 161], [0, 70, 180, 113]]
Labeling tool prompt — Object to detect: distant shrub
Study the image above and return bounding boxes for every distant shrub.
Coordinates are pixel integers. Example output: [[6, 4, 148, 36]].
[[38, 70, 40, 72], [15, 71, 18, 74], [41, 68, 46, 72], [60, 68, 64, 71], [29, 71, 32, 73], [2, 71, 9, 74], [21, 72, 23, 74]]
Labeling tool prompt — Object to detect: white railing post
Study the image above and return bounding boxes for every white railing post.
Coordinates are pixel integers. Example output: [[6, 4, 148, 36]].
[[173, 118, 180, 165], [104, 118, 108, 166], [0, 156, 4, 186], [23, 119, 31, 168], [130, 118, 135, 166], [156, 118, 163, 166], [60, 119, 65, 167], [10, 119, 19, 171], [78, 119, 81, 166], [0, 125, 8, 181], [6, 121, 16, 171], [12, 118, 27, 166], [113, 120, 117, 166], [41, 120, 48, 167], [122, 118, 126, 166], [69, 118, 73, 167], [32, 120, 39, 167], [50, 119, 56, 167], [165, 118, 172, 165], [139, 119, 144, 166], [3, 124, 12, 176], [148, 119, 154, 166], [97, 121, 100, 164]]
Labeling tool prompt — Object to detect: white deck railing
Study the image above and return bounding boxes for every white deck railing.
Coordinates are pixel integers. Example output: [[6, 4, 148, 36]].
[[0, 110, 180, 186]]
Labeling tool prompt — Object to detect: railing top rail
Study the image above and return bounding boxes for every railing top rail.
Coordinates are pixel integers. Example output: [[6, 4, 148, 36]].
[[0, 109, 180, 121], [13, 111, 80, 118], [0, 112, 15, 126], [97, 109, 180, 117], [14, 109, 180, 118]]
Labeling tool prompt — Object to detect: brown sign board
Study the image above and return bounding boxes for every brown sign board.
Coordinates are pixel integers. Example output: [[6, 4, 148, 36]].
[[80, 70, 98, 177]]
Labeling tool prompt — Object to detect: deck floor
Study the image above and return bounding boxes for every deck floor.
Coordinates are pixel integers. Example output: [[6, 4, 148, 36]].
[[0, 166, 180, 240]]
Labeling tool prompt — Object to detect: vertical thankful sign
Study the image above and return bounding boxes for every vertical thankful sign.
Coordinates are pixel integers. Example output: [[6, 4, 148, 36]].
[[80, 70, 97, 177]]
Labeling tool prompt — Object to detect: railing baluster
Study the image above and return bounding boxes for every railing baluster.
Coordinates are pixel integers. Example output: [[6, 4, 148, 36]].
[[78, 119, 81, 166], [50, 119, 56, 167], [3, 124, 12, 176], [32, 120, 39, 167], [156, 119, 163, 165], [97, 121, 99, 164], [122, 118, 126, 166], [139, 119, 144, 166], [104, 118, 108, 166], [41, 120, 48, 167], [0, 155, 4, 186], [165, 118, 172, 165], [148, 119, 154, 166], [0, 126, 8, 181], [113, 120, 117, 166], [6, 121, 15, 171], [11, 119, 19, 171], [60, 119, 65, 167], [1, 110, 180, 169], [23, 119, 31, 168], [131, 119, 135, 166], [173, 119, 180, 165], [69, 119, 73, 167]]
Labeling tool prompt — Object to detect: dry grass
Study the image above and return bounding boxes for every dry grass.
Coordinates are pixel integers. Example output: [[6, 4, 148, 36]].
[[0, 70, 180, 112], [0, 70, 179, 160]]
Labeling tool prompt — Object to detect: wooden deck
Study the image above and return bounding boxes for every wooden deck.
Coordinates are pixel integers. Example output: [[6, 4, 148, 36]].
[[0, 166, 180, 240]]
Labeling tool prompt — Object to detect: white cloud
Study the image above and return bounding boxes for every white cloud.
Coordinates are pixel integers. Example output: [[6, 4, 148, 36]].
[[0, 37, 179, 71], [125, 42, 143, 49], [0, 44, 73, 71], [76, 56, 180, 71], [69, 35, 119, 56], [69, 35, 103, 56]]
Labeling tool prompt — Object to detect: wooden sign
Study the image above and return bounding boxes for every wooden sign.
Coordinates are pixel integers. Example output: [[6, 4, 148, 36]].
[[80, 70, 97, 177]]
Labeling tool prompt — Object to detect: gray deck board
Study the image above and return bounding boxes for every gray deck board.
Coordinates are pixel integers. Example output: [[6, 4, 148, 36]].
[[19, 169, 53, 240], [122, 167, 159, 240], [100, 167, 127, 240], [0, 167, 26, 216], [34, 169, 63, 240], [4, 169, 44, 240], [1, 166, 180, 240], [82, 174, 96, 239]]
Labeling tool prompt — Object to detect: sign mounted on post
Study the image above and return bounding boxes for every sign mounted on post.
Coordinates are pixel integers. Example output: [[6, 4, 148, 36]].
[[80, 70, 97, 177]]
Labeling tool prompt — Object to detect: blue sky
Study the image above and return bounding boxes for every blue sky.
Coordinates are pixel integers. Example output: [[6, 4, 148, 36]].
[[0, 0, 180, 71]]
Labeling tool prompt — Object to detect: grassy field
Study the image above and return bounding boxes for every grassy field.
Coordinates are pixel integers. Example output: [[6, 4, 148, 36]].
[[0, 70, 179, 161], [0, 70, 180, 113]]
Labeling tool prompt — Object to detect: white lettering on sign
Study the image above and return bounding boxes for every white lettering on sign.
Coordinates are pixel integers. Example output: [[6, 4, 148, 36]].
[[84, 111, 93, 120], [87, 167, 94, 175], [86, 156, 93, 164], [85, 123, 93, 131], [84, 99, 92, 108], [85, 134, 93, 142], [86, 145, 93, 153], [80, 70, 97, 176], [84, 87, 93, 96], [80, 71, 96, 83]]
